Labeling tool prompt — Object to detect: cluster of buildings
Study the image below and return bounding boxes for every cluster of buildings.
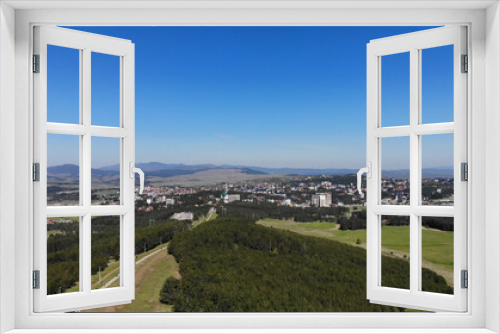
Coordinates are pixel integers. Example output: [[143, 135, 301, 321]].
[[132, 178, 368, 212]]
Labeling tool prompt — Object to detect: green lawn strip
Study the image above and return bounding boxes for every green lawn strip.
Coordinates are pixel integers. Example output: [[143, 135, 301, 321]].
[[121, 250, 178, 312], [381, 226, 410, 254], [421, 228, 454, 270], [331, 229, 366, 244]]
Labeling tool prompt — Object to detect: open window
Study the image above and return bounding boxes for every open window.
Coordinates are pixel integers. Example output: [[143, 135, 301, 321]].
[[363, 26, 467, 312], [33, 26, 141, 312]]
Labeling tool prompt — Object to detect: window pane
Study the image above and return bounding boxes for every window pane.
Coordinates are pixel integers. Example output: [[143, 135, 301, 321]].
[[381, 215, 410, 290], [381, 52, 410, 127], [421, 45, 454, 124], [381, 137, 410, 205], [91, 216, 121, 290], [47, 45, 80, 124], [91, 52, 120, 127], [421, 216, 454, 295], [47, 134, 80, 206], [421, 134, 454, 206], [91, 137, 121, 205], [47, 217, 80, 295]]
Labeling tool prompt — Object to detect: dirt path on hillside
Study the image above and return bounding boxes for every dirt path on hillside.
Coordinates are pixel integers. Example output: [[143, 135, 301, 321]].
[[85, 246, 180, 312]]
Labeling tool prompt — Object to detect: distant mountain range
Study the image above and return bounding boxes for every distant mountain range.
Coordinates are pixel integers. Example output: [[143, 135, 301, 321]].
[[101, 162, 363, 176], [47, 162, 454, 182], [99, 162, 454, 178]]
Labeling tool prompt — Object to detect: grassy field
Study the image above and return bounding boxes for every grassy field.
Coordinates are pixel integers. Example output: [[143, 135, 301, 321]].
[[257, 219, 453, 285]]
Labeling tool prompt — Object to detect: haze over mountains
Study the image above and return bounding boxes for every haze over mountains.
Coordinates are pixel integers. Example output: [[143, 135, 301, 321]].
[[48, 162, 454, 183]]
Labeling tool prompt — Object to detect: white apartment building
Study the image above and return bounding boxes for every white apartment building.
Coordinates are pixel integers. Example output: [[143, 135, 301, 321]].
[[311, 193, 332, 207]]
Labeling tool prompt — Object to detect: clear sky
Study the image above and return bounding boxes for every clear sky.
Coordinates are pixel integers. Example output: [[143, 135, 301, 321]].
[[47, 26, 454, 169]]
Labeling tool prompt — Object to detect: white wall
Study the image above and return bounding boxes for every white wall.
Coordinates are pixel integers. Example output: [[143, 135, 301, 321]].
[[485, 2, 500, 333], [0, 2, 16, 333]]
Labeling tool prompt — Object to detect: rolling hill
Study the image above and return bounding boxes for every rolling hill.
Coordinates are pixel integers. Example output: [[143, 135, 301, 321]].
[[47, 162, 454, 188]]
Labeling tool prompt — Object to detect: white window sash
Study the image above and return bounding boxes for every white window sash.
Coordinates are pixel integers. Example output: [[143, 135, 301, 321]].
[[366, 26, 467, 312], [32, 26, 136, 313]]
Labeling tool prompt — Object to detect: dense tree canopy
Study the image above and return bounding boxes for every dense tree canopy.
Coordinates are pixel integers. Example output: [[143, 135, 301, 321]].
[[167, 217, 452, 312]]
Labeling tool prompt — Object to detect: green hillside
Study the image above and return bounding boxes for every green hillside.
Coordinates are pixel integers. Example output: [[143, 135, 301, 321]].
[[167, 217, 452, 312]]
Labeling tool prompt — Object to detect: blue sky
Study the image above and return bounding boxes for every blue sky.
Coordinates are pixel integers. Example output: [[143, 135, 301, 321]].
[[47, 26, 454, 169]]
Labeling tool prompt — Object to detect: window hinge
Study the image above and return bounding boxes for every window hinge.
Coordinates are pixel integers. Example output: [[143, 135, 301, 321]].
[[33, 270, 40, 289], [33, 163, 40, 182], [461, 54, 468, 73], [461, 270, 468, 289], [33, 54, 40, 73], [461, 162, 468, 181]]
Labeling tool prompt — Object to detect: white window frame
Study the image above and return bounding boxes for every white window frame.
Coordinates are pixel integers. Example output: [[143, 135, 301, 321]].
[[366, 26, 468, 312], [33, 26, 136, 312], [0, 1, 499, 333]]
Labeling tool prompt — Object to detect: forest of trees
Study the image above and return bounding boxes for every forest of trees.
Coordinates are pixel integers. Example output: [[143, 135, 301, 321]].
[[46, 217, 190, 295], [382, 215, 454, 231], [166, 217, 452, 312], [217, 201, 348, 222]]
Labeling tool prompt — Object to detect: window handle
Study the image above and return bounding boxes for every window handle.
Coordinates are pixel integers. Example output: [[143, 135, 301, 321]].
[[129, 162, 145, 194], [357, 162, 372, 197]]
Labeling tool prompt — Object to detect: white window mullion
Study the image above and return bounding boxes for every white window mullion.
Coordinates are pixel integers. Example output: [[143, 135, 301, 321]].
[[121, 45, 136, 300], [409, 46, 420, 294], [81, 214, 91, 294], [81, 48, 92, 295], [365, 44, 379, 298]]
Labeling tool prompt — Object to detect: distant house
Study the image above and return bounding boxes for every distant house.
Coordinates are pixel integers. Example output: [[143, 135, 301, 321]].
[[227, 194, 241, 203]]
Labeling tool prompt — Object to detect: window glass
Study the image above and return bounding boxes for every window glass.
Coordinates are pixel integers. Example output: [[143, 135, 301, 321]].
[[421, 216, 454, 295], [91, 216, 121, 290], [421, 45, 454, 124], [91, 52, 121, 127], [47, 45, 80, 124], [421, 134, 454, 206], [381, 215, 410, 290], [47, 217, 80, 295], [91, 137, 121, 205], [381, 137, 410, 205], [47, 133, 80, 206], [381, 52, 410, 127], [47, 25, 454, 313]]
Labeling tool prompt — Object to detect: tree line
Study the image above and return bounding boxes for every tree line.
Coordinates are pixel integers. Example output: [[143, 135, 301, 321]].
[[217, 201, 348, 223]]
